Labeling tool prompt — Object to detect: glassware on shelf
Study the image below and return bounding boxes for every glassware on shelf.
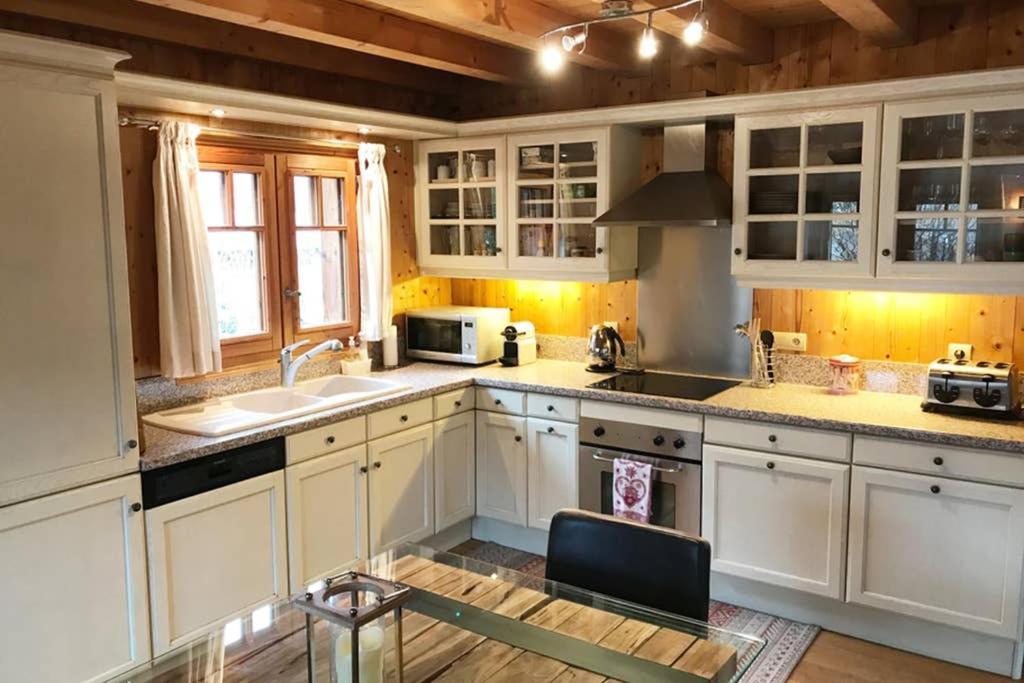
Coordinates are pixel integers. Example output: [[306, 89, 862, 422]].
[[967, 217, 1024, 262], [429, 225, 459, 256], [808, 122, 863, 166], [900, 114, 964, 161], [805, 172, 860, 213], [897, 168, 961, 212], [464, 225, 497, 256], [518, 224, 553, 257]]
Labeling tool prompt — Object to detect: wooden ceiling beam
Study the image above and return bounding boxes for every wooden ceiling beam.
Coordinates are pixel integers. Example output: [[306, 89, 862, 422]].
[[818, 0, 917, 47], [132, 0, 539, 82], [1, 0, 470, 95], [353, 0, 642, 72]]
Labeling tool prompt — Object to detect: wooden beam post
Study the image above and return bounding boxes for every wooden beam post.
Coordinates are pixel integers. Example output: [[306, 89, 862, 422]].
[[818, 0, 917, 48]]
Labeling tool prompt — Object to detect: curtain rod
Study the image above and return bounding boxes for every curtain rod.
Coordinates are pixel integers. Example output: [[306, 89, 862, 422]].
[[117, 114, 401, 154]]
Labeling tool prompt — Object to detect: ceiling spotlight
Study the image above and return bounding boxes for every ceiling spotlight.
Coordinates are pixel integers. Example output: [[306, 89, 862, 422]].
[[209, 108, 226, 118], [539, 44, 565, 73], [357, 126, 371, 135], [638, 15, 658, 59], [561, 29, 587, 52], [683, 3, 708, 47]]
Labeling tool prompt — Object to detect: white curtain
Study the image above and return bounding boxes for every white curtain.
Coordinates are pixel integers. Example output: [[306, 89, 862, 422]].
[[357, 143, 392, 341], [153, 121, 222, 378]]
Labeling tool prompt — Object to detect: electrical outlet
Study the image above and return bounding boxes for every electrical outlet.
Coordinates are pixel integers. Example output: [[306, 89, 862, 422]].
[[948, 343, 972, 361], [774, 332, 807, 353]]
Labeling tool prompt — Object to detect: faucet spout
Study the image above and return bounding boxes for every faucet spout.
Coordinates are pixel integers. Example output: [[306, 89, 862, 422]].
[[280, 338, 343, 387]]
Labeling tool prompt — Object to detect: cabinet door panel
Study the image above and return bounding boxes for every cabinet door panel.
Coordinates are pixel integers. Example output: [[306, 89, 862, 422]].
[[476, 412, 527, 525], [0, 475, 150, 683], [847, 466, 1024, 637], [435, 413, 476, 530], [286, 445, 369, 593], [146, 471, 288, 655], [703, 445, 849, 599], [527, 418, 579, 531], [368, 424, 434, 554]]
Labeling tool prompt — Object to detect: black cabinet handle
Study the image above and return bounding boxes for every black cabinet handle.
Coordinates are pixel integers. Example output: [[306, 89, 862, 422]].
[[734, 247, 743, 256], [126, 439, 139, 450], [933, 456, 944, 466], [454, 400, 462, 408], [374, 461, 382, 469], [547, 405, 555, 412], [400, 415, 409, 422], [768, 434, 778, 443], [130, 502, 142, 513], [547, 426, 555, 434], [359, 466, 368, 474], [326, 435, 335, 445], [495, 399, 502, 406], [766, 462, 776, 470], [930, 484, 941, 494], [596, 247, 604, 255], [881, 248, 892, 257], [514, 435, 522, 442], [495, 247, 503, 253]]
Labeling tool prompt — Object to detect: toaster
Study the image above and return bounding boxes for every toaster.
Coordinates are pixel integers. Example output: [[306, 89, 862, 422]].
[[922, 358, 1021, 417]]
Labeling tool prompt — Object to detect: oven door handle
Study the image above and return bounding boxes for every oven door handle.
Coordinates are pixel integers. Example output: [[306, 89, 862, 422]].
[[590, 452, 687, 474]]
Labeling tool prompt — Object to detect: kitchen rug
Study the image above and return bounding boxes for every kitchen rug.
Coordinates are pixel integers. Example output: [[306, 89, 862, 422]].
[[458, 541, 819, 683]]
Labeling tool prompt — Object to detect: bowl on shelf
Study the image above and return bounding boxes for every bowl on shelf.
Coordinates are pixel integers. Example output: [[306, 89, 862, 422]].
[[827, 147, 863, 165]]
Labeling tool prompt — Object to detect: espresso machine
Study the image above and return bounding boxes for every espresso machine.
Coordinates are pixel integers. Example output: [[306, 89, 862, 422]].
[[499, 322, 537, 367]]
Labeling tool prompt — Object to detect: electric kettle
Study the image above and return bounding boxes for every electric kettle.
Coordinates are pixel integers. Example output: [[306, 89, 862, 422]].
[[586, 323, 626, 373]]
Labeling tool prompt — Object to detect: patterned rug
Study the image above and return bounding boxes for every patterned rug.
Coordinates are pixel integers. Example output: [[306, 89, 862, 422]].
[[458, 541, 819, 683]]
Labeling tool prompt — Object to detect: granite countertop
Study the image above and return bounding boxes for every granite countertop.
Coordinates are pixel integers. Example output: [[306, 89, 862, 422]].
[[141, 359, 1024, 470]]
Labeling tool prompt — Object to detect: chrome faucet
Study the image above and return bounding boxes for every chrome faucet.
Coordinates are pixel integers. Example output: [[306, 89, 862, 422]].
[[280, 338, 343, 387]]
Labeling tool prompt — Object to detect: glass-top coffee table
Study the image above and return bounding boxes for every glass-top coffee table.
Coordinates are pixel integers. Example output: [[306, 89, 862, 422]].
[[113, 544, 765, 682]]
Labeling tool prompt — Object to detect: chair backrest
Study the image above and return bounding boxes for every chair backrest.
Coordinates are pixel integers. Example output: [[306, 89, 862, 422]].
[[545, 509, 711, 621]]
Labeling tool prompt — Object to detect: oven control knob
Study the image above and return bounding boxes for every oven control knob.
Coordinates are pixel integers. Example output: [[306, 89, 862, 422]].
[[593, 426, 605, 438], [653, 435, 665, 446], [673, 437, 685, 450]]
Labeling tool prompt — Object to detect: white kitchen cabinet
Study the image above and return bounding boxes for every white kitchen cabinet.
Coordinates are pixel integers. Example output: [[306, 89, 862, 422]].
[[476, 411, 528, 525], [526, 417, 579, 531], [0, 475, 150, 683], [0, 35, 138, 506], [703, 445, 849, 599], [434, 412, 476, 531], [416, 135, 507, 271], [146, 471, 288, 655], [877, 93, 1024, 290], [732, 106, 881, 288], [847, 466, 1024, 638], [285, 445, 369, 593], [368, 424, 435, 554]]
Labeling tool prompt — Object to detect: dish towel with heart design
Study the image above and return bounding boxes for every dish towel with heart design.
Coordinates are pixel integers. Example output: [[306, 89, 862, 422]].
[[613, 458, 653, 523]]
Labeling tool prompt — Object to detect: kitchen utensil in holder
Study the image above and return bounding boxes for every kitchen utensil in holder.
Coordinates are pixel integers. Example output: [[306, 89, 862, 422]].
[[736, 318, 773, 389], [294, 570, 411, 683]]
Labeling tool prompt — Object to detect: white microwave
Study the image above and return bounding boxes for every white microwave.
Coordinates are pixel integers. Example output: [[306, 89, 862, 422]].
[[405, 306, 510, 365]]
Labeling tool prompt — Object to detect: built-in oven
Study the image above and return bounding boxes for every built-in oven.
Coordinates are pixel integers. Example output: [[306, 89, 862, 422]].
[[578, 415, 701, 536]]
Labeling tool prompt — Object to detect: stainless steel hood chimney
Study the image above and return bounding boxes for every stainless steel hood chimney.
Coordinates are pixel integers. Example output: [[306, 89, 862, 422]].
[[594, 123, 732, 228]]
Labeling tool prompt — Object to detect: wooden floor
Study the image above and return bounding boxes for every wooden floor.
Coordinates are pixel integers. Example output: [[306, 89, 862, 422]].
[[451, 541, 1011, 682]]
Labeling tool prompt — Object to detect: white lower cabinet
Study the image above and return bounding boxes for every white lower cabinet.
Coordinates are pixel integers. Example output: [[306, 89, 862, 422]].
[[434, 412, 476, 531], [368, 424, 435, 554], [146, 471, 288, 656], [526, 417, 579, 531], [847, 466, 1024, 638], [703, 445, 849, 599], [0, 475, 151, 683], [285, 445, 369, 593], [476, 411, 528, 525]]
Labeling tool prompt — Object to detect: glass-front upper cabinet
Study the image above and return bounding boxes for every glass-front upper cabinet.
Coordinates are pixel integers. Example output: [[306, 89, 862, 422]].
[[508, 128, 612, 273], [878, 94, 1024, 285], [417, 136, 505, 269], [732, 106, 881, 284]]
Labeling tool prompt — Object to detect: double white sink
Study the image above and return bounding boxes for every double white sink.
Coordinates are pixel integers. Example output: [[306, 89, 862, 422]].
[[143, 375, 412, 437]]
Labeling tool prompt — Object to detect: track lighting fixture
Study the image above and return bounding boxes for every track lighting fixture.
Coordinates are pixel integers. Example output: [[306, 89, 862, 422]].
[[561, 29, 587, 53], [638, 14, 658, 59], [683, 1, 708, 47], [539, 43, 565, 74]]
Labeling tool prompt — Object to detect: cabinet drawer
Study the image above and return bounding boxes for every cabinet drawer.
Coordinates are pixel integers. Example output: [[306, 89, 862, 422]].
[[527, 393, 579, 422], [854, 436, 1024, 487], [433, 387, 475, 420], [286, 416, 366, 465], [476, 387, 526, 415], [705, 417, 851, 463], [368, 398, 433, 441]]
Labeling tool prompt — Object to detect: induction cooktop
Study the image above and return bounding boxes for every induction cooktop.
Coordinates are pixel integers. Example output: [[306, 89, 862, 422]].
[[587, 371, 741, 401]]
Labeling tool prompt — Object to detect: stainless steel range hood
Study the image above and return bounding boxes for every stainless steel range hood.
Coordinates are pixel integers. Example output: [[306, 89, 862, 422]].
[[594, 123, 732, 228]]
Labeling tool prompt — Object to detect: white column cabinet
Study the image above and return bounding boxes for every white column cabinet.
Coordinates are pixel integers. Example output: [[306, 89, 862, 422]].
[[703, 445, 850, 599], [476, 411, 528, 525], [145, 471, 288, 656], [0, 35, 138, 506], [0, 475, 151, 683], [368, 424, 435, 554], [285, 445, 369, 593], [434, 412, 476, 531], [847, 466, 1024, 638], [526, 417, 579, 531]]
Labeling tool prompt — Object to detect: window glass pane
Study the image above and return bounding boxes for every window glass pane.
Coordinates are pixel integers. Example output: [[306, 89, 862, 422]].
[[897, 168, 962, 212], [972, 109, 1024, 157], [293, 175, 318, 227], [463, 225, 498, 256], [807, 122, 863, 166], [895, 218, 959, 262], [518, 145, 555, 179], [558, 141, 598, 179], [296, 230, 346, 328], [518, 224, 553, 257], [749, 175, 799, 214], [559, 182, 597, 218], [429, 224, 460, 256], [967, 217, 1024, 262], [519, 186, 554, 219], [232, 172, 259, 227], [559, 224, 597, 258], [805, 219, 859, 262], [208, 231, 264, 338], [429, 188, 459, 220], [748, 221, 797, 260], [900, 114, 964, 161], [750, 128, 800, 168], [428, 151, 459, 183], [463, 149, 496, 181], [968, 164, 1024, 210], [322, 177, 345, 226], [463, 187, 496, 220], [805, 172, 860, 213], [199, 170, 228, 226]]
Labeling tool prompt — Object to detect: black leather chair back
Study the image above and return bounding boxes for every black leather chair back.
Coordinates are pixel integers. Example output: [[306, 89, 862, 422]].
[[545, 509, 711, 621]]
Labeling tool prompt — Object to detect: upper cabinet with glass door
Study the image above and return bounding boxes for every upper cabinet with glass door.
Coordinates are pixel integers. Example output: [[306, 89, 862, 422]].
[[416, 136, 506, 271], [878, 94, 1024, 289], [732, 107, 881, 286]]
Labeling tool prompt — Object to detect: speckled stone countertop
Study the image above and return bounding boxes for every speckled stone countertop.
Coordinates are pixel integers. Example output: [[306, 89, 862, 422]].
[[141, 359, 1024, 470]]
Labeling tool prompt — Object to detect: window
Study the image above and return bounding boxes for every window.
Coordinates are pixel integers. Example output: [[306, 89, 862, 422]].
[[197, 147, 359, 369]]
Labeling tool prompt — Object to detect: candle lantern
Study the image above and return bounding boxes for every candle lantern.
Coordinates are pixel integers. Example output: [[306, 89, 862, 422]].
[[293, 570, 411, 683]]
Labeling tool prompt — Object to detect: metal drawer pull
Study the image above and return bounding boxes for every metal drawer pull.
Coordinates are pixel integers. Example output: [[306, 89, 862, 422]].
[[930, 484, 941, 494], [766, 462, 776, 470], [590, 452, 685, 474], [933, 456, 943, 466]]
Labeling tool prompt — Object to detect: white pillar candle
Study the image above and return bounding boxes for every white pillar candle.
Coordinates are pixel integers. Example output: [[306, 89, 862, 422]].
[[334, 625, 385, 683]]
